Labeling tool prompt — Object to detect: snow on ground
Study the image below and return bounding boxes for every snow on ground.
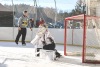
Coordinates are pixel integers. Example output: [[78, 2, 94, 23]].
[[0, 42, 100, 67]]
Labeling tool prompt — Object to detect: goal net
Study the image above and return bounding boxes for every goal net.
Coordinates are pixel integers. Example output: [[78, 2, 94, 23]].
[[64, 14, 100, 63]]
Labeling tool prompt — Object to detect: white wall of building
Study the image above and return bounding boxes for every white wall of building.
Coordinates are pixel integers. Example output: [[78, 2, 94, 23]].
[[96, 4, 100, 17], [0, 27, 100, 46]]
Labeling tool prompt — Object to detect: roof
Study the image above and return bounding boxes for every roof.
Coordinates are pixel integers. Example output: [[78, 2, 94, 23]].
[[0, 4, 12, 11]]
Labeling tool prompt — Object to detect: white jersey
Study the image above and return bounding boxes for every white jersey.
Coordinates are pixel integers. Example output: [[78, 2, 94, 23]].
[[31, 29, 54, 48], [37, 25, 47, 37], [31, 25, 47, 48]]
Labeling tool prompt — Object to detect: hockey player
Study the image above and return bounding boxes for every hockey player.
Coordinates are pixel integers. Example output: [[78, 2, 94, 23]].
[[15, 11, 32, 46]]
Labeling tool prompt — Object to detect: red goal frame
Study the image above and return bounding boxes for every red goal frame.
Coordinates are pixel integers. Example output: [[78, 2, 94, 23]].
[[64, 14, 100, 63]]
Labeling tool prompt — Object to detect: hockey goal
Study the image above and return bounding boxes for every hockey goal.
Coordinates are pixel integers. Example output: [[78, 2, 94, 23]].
[[64, 14, 100, 63]]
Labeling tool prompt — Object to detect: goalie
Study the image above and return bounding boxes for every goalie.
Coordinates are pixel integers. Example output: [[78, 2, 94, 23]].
[[31, 22, 61, 58]]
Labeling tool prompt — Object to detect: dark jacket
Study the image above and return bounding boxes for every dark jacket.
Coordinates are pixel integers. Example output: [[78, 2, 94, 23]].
[[42, 37, 55, 50]]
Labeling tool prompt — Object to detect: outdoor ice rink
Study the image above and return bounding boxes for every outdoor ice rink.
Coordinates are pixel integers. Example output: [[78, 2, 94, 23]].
[[0, 42, 100, 67]]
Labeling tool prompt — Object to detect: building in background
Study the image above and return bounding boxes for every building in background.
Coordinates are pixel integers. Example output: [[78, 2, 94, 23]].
[[81, 0, 100, 29], [85, 0, 100, 16]]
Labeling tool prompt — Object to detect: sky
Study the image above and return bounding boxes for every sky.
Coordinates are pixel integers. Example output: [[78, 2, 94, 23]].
[[0, 0, 78, 12]]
